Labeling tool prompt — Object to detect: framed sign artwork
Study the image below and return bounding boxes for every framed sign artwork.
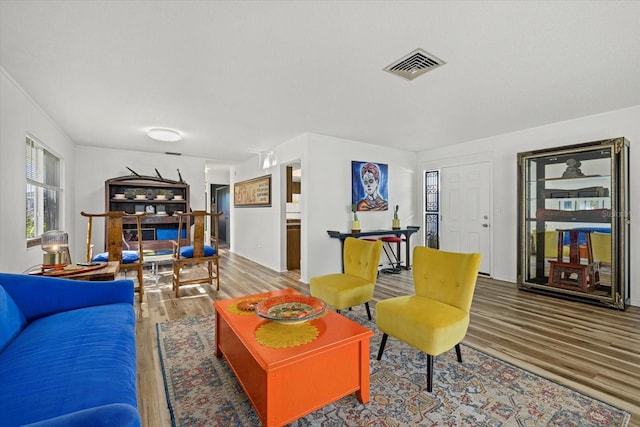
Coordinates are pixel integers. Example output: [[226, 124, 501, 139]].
[[234, 175, 272, 207]]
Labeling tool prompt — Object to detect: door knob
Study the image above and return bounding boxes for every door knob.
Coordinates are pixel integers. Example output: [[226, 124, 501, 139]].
[[482, 223, 489, 228]]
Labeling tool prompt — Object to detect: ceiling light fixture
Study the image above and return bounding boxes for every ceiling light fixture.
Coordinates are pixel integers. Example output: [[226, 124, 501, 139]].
[[261, 151, 278, 172], [147, 128, 182, 142]]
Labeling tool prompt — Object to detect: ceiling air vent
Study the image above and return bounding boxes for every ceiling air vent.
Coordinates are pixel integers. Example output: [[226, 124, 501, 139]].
[[384, 48, 445, 81]]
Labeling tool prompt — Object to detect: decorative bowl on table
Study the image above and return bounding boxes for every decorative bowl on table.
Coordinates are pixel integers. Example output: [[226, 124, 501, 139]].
[[255, 294, 326, 325]]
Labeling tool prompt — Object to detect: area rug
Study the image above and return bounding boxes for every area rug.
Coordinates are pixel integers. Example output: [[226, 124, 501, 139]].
[[157, 308, 630, 427]]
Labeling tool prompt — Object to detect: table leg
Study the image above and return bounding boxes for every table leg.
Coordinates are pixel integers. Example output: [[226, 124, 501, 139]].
[[404, 232, 412, 270], [214, 310, 222, 357], [152, 261, 158, 284], [355, 338, 370, 404]]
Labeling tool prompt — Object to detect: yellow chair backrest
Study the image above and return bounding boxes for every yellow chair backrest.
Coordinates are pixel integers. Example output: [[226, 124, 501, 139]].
[[412, 246, 481, 313], [531, 229, 569, 258], [343, 237, 383, 282], [591, 232, 611, 264]]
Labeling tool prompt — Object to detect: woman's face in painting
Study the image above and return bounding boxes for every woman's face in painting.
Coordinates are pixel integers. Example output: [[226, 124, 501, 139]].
[[362, 171, 378, 196]]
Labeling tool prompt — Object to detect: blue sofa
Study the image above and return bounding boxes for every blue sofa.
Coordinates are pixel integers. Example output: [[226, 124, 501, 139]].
[[0, 273, 140, 427]]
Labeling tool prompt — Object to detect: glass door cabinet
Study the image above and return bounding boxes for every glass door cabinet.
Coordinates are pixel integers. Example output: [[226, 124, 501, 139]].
[[517, 137, 630, 309]]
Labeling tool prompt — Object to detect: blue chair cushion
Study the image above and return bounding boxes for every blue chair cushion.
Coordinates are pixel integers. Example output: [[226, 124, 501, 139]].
[[93, 250, 139, 263], [562, 227, 611, 245], [179, 245, 216, 258], [0, 285, 26, 352]]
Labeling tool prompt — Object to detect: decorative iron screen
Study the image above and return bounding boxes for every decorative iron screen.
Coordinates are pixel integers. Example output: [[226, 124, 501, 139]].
[[425, 170, 440, 248]]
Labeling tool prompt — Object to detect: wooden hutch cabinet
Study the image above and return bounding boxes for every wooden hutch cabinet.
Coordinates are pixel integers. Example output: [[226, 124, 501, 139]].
[[516, 137, 630, 309], [105, 175, 190, 253]]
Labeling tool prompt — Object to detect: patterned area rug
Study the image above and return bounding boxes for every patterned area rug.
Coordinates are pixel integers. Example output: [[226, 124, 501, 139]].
[[157, 307, 630, 427]]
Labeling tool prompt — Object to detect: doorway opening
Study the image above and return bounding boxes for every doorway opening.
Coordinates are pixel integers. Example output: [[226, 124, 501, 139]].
[[285, 163, 301, 274], [210, 184, 229, 248]]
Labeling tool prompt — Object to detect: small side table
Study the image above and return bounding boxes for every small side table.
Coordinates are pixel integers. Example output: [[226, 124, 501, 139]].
[[26, 261, 120, 281], [143, 253, 174, 284]]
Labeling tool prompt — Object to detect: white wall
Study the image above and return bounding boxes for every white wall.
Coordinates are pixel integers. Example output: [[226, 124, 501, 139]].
[[0, 69, 77, 273], [305, 134, 418, 282], [73, 146, 207, 262], [417, 105, 640, 307], [231, 133, 417, 283], [206, 169, 230, 186], [229, 135, 306, 274]]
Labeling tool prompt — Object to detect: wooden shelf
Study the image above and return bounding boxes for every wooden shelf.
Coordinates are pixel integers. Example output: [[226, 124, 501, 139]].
[[517, 137, 630, 309], [106, 175, 190, 251]]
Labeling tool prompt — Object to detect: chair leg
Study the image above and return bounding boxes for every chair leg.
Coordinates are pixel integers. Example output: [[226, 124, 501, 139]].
[[381, 241, 402, 274], [365, 302, 372, 320], [137, 266, 144, 302], [207, 261, 213, 285], [173, 264, 180, 298], [214, 260, 220, 291], [455, 344, 462, 363], [376, 333, 388, 360], [427, 354, 433, 392]]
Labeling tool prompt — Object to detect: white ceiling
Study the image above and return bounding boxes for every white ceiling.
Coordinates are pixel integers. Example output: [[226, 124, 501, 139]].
[[2, 1, 639, 164]]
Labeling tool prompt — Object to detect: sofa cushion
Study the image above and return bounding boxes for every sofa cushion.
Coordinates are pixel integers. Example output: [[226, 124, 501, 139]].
[[22, 403, 140, 427], [0, 303, 137, 426], [0, 285, 26, 352]]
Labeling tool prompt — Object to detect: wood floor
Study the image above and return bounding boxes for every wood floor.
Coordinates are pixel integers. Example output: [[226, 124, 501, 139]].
[[133, 249, 640, 427]]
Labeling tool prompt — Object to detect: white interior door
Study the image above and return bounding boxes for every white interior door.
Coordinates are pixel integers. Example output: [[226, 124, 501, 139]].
[[440, 162, 491, 275]]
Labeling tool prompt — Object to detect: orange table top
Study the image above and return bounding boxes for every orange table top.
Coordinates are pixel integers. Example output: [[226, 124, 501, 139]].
[[214, 289, 374, 371]]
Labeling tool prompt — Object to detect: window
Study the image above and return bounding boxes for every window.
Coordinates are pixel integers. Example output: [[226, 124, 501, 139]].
[[424, 170, 440, 249], [26, 136, 62, 247]]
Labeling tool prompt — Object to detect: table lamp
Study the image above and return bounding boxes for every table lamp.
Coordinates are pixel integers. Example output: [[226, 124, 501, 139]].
[[41, 230, 70, 270]]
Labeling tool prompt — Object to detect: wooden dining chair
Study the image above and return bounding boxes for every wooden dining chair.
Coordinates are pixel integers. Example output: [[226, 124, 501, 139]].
[[81, 211, 146, 301], [172, 210, 222, 297]]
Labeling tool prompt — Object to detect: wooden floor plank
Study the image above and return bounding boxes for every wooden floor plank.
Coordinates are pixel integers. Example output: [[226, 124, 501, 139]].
[[134, 249, 640, 426]]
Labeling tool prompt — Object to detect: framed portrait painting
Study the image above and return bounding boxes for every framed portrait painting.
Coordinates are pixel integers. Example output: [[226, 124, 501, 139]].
[[352, 161, 389, 211]]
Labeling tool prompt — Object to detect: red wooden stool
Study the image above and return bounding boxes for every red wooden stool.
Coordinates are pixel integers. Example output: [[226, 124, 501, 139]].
[[380, 236, 403, 274], [547, 229, 600, 293]]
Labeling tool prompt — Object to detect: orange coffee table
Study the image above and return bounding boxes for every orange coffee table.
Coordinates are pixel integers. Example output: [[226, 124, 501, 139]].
[[214, 289, 373, 426]]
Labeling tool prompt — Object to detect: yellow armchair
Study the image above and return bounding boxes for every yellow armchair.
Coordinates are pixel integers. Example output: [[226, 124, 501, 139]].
[[309, 237, 383, 320], [375, 246, 481, 392], [591, 231, 611, 265], [531, 229, 569, 258]]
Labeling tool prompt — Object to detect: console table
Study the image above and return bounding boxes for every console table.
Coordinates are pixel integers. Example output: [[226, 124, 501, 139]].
[[327, 226, 420, 271]]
